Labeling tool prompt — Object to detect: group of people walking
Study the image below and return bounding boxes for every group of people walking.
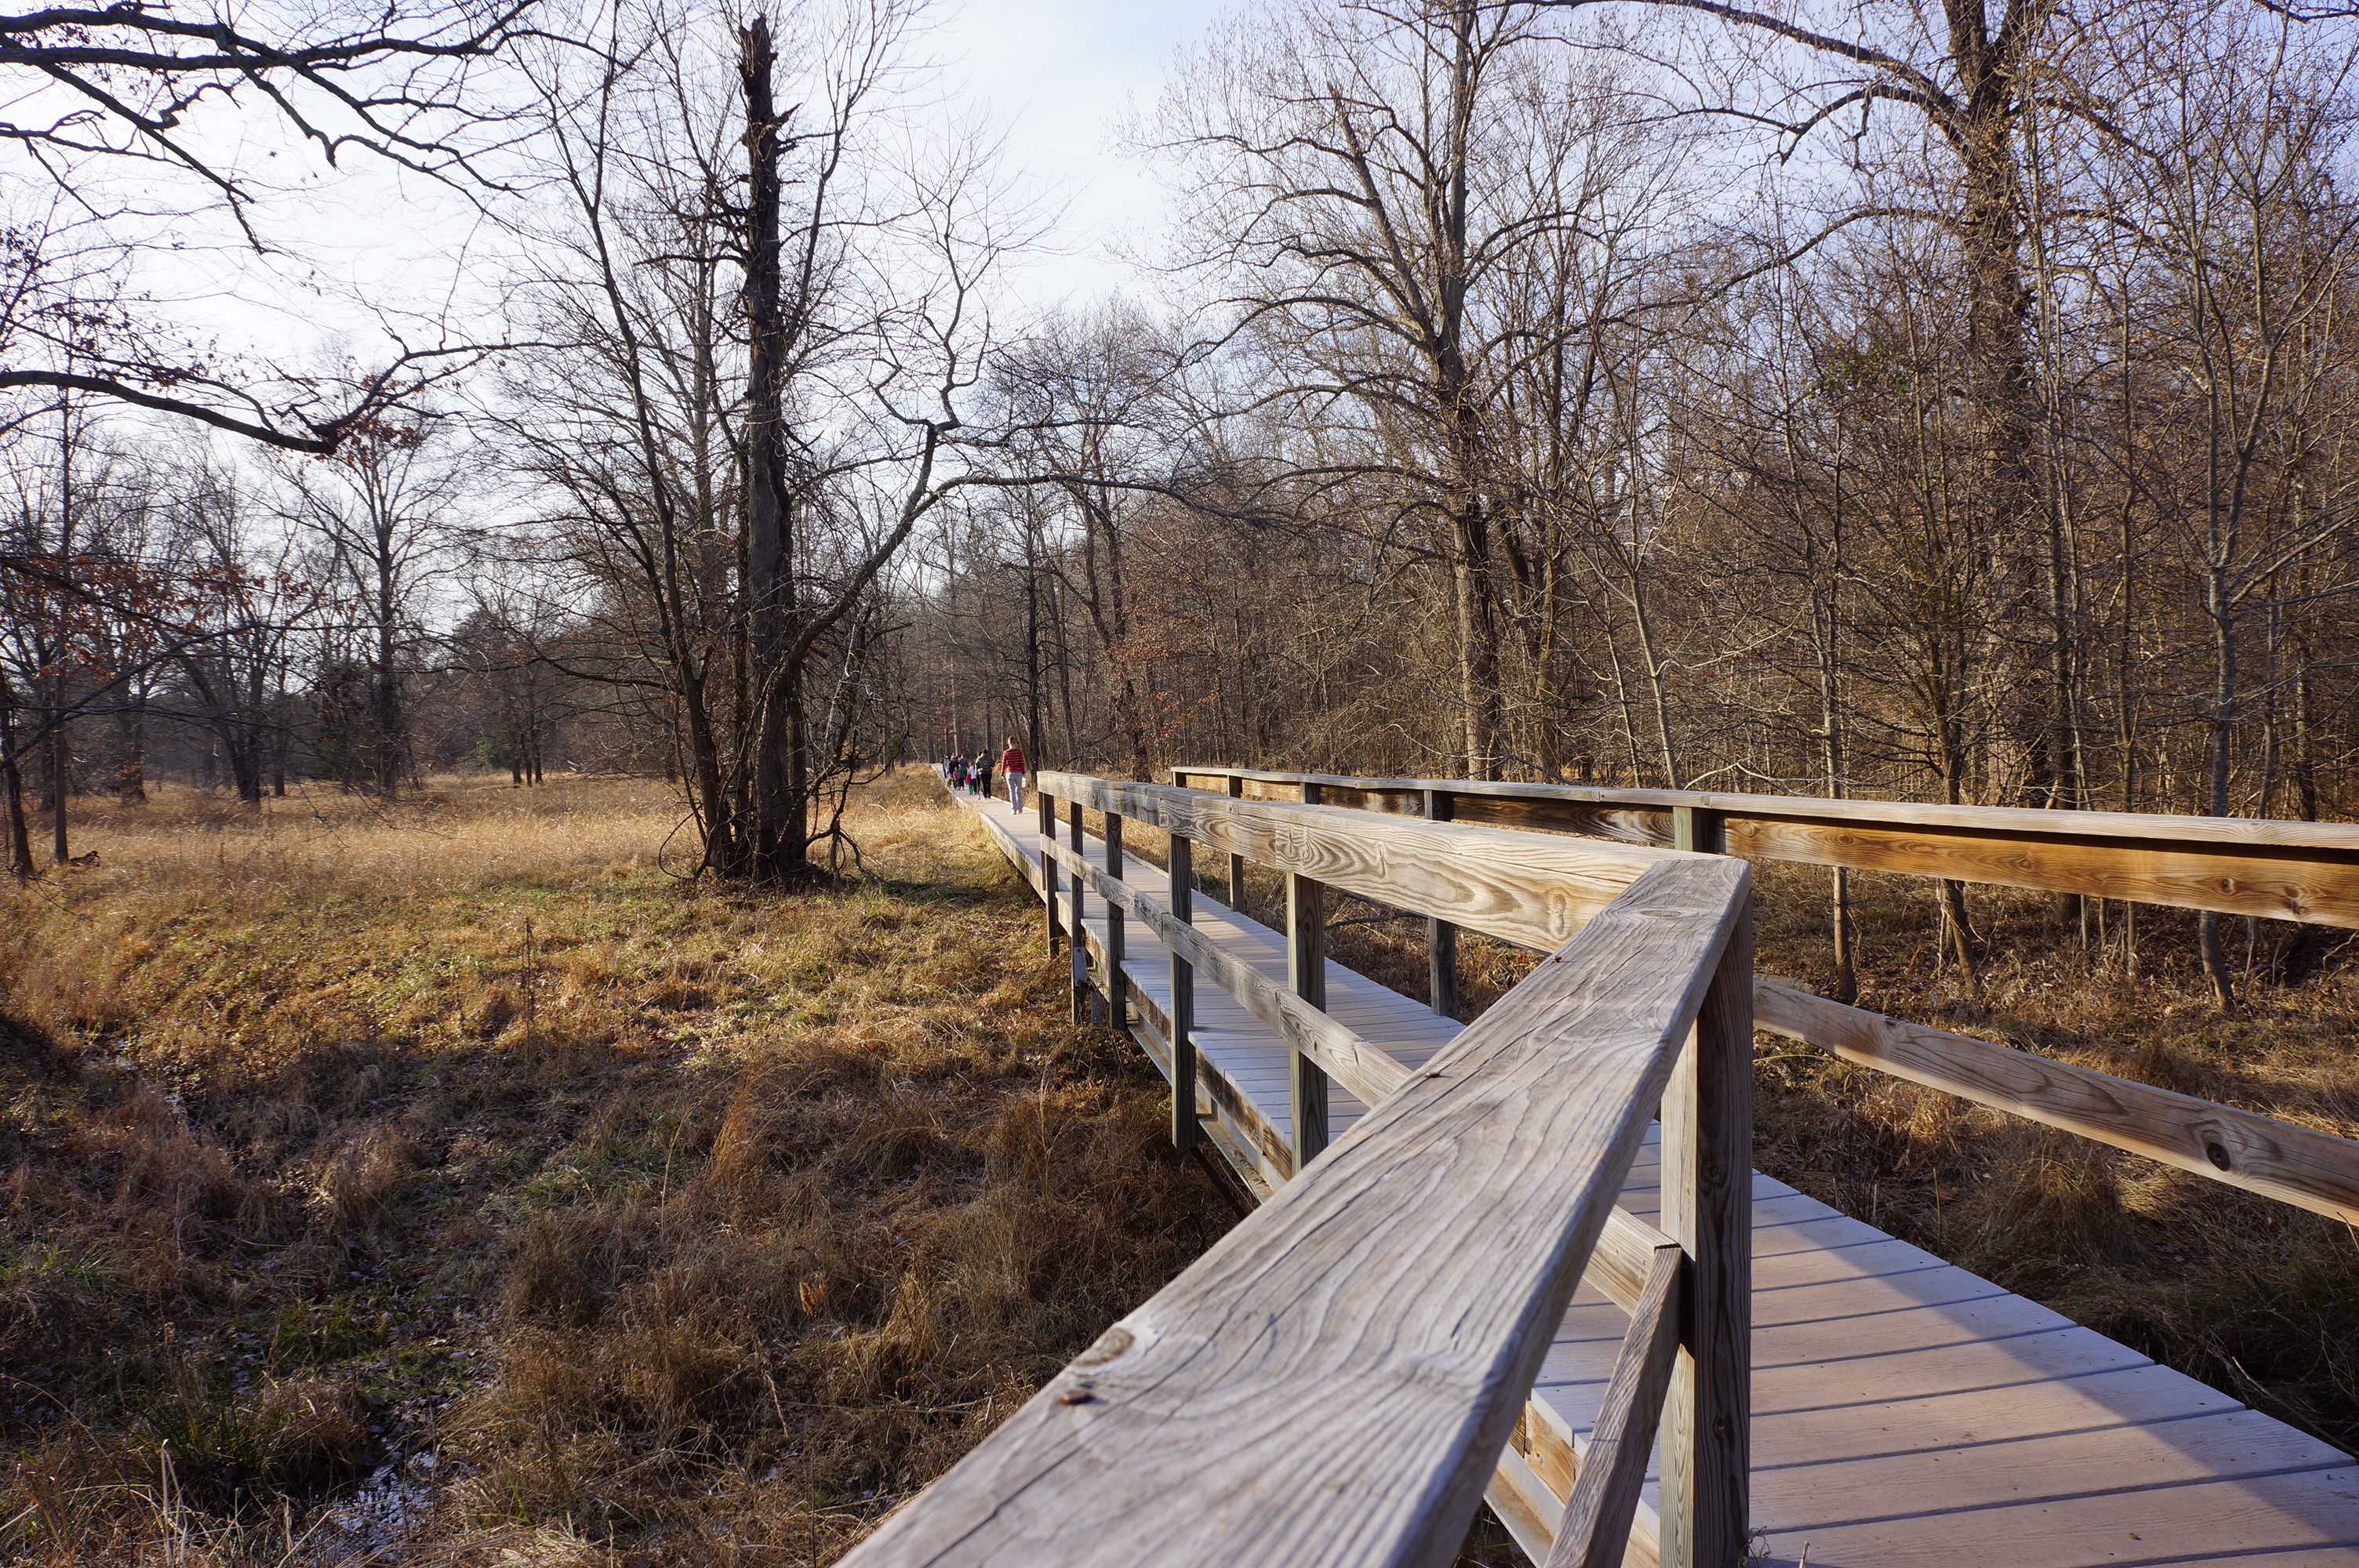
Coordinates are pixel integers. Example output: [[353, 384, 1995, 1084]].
[[944, 737, 1027, 811]]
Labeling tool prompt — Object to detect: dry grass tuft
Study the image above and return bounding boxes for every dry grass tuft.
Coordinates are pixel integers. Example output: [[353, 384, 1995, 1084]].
[[1950, 1126, 2141, 1286]]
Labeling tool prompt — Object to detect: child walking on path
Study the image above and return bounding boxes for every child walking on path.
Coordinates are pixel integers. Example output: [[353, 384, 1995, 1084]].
[[1000, 738, 1027, 811]]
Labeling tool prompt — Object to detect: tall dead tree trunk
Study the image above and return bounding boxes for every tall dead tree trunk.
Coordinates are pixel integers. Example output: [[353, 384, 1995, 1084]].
[[741, 15, 805, 885]]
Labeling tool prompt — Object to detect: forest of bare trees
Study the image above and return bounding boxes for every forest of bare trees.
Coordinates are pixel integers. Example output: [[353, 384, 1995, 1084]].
[[7, 0, 2359, 928]]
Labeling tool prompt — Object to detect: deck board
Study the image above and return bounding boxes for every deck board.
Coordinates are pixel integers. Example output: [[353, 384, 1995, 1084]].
[[948, 784, 2359, 1566]]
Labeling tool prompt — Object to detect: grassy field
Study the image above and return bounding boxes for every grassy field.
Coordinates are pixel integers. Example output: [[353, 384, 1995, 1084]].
[[0, 772, 1236, 1565]]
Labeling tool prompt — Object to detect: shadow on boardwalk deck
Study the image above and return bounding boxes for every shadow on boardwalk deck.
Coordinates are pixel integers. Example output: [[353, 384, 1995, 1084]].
[[949, 784, 2359, 1566]]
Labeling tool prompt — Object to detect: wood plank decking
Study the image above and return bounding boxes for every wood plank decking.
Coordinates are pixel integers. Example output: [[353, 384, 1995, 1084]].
[[947, 784, 2359, 1566]]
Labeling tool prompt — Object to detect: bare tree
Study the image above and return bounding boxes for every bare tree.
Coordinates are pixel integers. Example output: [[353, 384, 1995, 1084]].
[[284, 418, 462, 797], [0, 0, 548, 449], [502, 0, 1034, 882]]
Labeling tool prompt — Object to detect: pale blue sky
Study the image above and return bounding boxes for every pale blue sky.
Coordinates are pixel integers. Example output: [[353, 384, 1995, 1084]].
[[111, 0, 1234, 392], [932, 0, 1232, 306]]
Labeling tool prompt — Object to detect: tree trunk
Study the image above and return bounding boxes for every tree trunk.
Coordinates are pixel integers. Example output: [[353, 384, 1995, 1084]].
[[114, 690, 147, 804], [740, 16, 808, 885], [48, 717, 67, 864], [374, 586, 402, 801], [0, 668, 33, 880], [2200, 562, 2237, 1009]]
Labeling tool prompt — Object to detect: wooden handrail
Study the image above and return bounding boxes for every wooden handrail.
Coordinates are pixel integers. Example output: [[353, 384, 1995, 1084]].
[[1171, 766, 2359, 1228], [1041, 770, 1699, 951], [837, 851, 1752, 1568], [1036, 822, 1690, 1297], [1171, 767, 2359, 928], [1757, 980, 2359, 1225]]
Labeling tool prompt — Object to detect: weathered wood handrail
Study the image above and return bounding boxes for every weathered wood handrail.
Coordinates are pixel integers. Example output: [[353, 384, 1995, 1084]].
[[839, 812, 1754, 1568], [1171, 767, 2359, 928], [1035, 825, 1688, 1298], [1051, 771, 1686, 951], [1757, 980, 2359, 1224], [1172, 766, 2359, 1228]]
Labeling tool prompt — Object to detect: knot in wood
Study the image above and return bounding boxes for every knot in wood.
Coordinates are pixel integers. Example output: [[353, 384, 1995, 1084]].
[[1071, 1326, 1134, 1368]]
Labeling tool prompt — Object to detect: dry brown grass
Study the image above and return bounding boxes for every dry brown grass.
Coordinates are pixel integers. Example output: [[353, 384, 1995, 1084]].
[[0, 770, 1237, 1564]]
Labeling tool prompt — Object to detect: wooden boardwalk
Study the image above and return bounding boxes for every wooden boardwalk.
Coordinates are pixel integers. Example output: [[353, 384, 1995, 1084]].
[[948, 784, 2359, 1566]]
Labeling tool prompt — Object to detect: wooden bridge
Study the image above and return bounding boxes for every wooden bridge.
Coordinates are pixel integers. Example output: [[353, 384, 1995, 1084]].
[[838, 769, 2359, 1568]]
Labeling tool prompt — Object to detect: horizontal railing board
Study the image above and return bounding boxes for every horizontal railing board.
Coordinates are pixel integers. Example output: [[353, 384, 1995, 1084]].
[[1172, 768, 2359, 928], [837, 856, 1748, 1568], [1160, 769, 2359, 1222], [1039, 771, 1692, 953], [1034, 795, 1678, 1308], [1168, 768, 2359, 852], [1754, 980, 2359, 1225]]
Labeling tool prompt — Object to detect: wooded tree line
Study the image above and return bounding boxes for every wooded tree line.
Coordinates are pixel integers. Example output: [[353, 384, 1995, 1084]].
[[907, 2, 2359, 904], [2, 0, 1012, 884], [5, 0, 2357, 933], [0, 410, 619, 866]]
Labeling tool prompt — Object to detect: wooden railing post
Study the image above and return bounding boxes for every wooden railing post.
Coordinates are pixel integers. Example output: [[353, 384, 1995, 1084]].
[[1225, 773, 1247, 915], [1659, 831, 1751, 1568], [1169, 832, 1198, 1149], [1674, 805, 1726, 856], [1039, 783, 1061, 957], [1106, 808, 1127, 1028], [1067, 797, 1091, 1025], [1424, 788, 1460, 1019], [1288, 779, 1329, 1172]]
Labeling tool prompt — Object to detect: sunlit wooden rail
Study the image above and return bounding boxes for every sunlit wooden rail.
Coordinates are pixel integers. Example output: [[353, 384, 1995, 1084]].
[[1173, 768, 2359, 1227], [842, 771, 1757, 1568], [1170, 768, 2359, 928], [866, 770, 2359, 1567]]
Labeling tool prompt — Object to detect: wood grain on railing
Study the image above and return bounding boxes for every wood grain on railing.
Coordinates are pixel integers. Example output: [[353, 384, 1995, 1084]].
[[1755, 980, 2359, 1225], [834, 856, 1750, 1568], [1034, 820, 1681, 1294], [1044, 771, 1685, 954], [1172, 768, 2359, 928]]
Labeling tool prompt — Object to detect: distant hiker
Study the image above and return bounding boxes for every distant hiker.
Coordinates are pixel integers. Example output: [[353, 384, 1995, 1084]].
[[972, 755, 992, 797], [1001, 738, 1027, 811], [948, 754, 967, 791]]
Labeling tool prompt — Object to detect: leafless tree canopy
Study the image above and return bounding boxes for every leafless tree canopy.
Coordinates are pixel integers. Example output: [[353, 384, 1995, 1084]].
[[5, 0, 2358, 990]]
